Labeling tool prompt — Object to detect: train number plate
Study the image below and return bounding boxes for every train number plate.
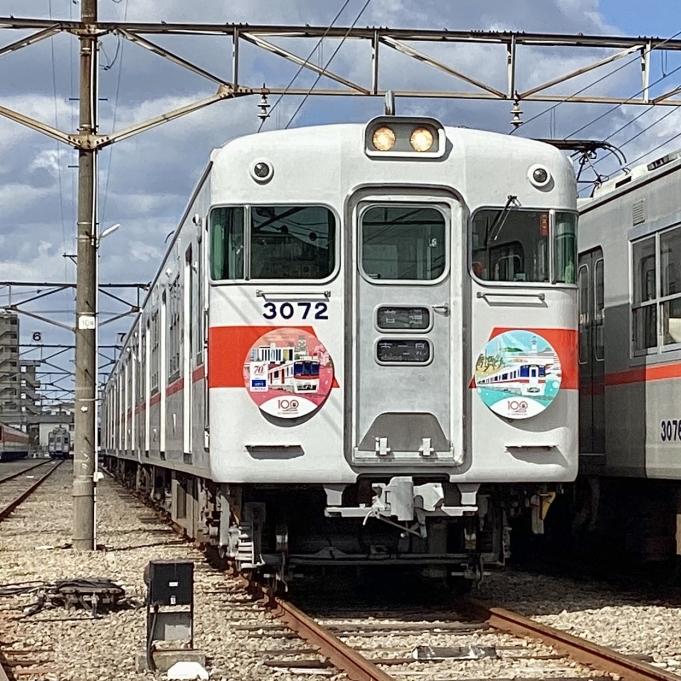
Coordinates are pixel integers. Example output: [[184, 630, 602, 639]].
[[262, 301, 328, 320], [660, 420, 681, 441]]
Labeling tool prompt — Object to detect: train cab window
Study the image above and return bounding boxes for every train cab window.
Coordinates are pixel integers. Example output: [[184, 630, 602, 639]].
[[472, 209, 549, 283], [210, 207, 245, 280], [251, 206, 336, 279], [361, 205, 446, 281]]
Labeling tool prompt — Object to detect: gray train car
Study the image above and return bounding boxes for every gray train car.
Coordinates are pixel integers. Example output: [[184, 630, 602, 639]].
[[47, 427, 71, 460], [575, 149, 681, 565]]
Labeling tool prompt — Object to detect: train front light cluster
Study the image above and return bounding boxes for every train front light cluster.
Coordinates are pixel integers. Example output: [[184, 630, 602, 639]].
[[365, 117, 444, 159]]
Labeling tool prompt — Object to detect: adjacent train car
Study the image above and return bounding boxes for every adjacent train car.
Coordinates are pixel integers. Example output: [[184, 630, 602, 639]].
[[102, 115, 579, 585], [0, 423, 29, 461], [575, 148, 681, 565], [47, 427, 71, 460]]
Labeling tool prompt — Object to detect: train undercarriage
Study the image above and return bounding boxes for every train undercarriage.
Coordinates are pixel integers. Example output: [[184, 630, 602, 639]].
[[105, 456, 561, 588]]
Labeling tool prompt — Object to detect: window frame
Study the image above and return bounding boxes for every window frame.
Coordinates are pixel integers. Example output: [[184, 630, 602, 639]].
[[594, 257, 605, 362], [469, 206, 578, 287], [357, 202, 450, 286], [208, 203, 341, 285], [578, 263, 589, 365], [631, 224, 681, 356]]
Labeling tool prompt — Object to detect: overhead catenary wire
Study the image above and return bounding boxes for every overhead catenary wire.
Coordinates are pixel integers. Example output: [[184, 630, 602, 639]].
[[612, 121, 681, 173], [592, 106, 681, 167], [565, 59, 681, 138], [284, 0, 374, 130], [512, 28, 681, 135], [257, 0, 354, 133]]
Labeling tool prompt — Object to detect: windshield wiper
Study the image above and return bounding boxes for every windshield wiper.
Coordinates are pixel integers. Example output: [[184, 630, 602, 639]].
[[490, 194, 518, 242]]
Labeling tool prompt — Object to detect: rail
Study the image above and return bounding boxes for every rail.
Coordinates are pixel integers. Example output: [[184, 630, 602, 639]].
[[246, 580, 393, 681], [460, 598, 681, 681], [0, 460, 50, 485], [0, 460, 63, 523]]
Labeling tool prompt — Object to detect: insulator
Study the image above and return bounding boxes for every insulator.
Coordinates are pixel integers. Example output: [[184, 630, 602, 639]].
[[257, 87, 270, 122]]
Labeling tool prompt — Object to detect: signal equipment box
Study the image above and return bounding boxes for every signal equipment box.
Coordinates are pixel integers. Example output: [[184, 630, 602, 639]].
[[145, 560, 194, 606]]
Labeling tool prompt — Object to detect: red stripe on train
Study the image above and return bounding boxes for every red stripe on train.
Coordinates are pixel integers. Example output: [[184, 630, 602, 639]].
[[208, 325, 340, 389]]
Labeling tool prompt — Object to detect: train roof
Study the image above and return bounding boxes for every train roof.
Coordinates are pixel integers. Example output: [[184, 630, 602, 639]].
[[581, 146, 681, 209], [211, 121, 570, 165]]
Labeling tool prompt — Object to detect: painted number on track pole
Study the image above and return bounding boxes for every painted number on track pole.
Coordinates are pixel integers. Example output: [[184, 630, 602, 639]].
[[263, 302, 328, 320], [661, 420, 681, 441]]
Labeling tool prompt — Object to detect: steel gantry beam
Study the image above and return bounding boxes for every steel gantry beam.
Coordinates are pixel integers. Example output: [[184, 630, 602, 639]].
[[2, 21, 681, 151]]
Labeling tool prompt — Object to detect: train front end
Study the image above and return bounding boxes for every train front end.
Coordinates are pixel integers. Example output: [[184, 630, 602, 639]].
[[207, 116, 578, 583]]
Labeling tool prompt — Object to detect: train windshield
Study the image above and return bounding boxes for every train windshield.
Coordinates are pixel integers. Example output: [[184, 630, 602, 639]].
[[471, 209, 577, 284], [210, 206, 336, 280], [361, 205, 446, 281]]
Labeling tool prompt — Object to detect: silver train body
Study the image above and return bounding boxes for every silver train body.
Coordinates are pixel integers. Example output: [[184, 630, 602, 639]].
[[102, 116, 579, 582], [47, 427, 71, 460], [577, 148, 681, 563]]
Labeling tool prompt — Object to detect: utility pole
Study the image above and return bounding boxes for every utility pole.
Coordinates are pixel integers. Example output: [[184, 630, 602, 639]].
[[72, 0, 98, 550]]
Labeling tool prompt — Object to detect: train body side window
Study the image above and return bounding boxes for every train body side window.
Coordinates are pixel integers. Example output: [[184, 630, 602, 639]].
[[661, 226, 681, 346], [632, 236, 658, 352]]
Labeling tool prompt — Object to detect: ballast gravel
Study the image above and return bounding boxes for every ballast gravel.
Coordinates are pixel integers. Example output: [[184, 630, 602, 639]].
[[0, 461, 680, 680], [0, 463, 332, 681]]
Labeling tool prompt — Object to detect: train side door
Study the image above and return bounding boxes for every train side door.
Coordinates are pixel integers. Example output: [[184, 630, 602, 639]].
[[578, 247, 605, 456], [351, 196, 461, 466]]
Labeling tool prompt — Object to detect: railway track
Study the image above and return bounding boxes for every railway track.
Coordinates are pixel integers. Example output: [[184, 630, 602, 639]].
[[0, 460, 62, 523], [0, 460, 63, 680], [108, 470, 681, 681], [237, 580, 681, 681], [0, 460, 51, 486]]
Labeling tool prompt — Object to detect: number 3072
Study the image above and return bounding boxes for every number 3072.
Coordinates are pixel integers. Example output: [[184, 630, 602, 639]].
[[262, 301, 328, 320]]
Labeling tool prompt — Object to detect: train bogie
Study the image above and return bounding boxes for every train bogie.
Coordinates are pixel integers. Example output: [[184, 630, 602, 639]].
[[103, 116, 579, 585]]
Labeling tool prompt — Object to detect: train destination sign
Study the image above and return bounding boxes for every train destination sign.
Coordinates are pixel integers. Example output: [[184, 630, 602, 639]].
[[376, 339, 431, 364], [376, 306, 431, 331]]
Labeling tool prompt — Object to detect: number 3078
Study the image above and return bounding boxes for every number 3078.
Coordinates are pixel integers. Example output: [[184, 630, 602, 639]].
[[661, 420, 681, 441]]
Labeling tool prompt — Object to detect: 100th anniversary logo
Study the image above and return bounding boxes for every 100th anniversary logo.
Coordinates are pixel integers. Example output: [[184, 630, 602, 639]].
[[474, 330, 561, 420]]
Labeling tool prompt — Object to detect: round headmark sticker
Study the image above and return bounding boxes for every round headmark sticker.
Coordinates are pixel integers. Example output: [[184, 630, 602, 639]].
[[243, 328, 334, 419], [475, 330, 561, 420]]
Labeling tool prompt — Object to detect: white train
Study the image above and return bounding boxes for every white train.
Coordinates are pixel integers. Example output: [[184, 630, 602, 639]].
[[102, 114, 579, 585], [573, 147, 681, 565]]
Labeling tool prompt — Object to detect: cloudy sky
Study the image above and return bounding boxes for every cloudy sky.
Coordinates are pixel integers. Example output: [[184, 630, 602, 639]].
[[0, 0, 679, 400]]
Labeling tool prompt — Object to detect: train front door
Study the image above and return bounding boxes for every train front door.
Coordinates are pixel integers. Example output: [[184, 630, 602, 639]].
[[578, 248, 605, 457], [351, 194, 463, 466]]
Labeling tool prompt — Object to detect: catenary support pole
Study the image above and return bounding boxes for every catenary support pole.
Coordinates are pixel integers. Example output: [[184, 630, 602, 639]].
[[72, 0, 98, 550]]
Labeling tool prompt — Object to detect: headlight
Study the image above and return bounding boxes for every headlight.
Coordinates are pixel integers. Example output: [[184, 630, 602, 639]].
[[410, 127, 434, 152], [372, 126, 396, 151]]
